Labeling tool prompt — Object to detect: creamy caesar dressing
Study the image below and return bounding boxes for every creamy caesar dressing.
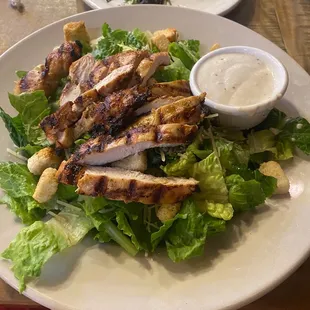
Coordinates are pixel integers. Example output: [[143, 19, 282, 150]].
[[197, 53, 275, 107]]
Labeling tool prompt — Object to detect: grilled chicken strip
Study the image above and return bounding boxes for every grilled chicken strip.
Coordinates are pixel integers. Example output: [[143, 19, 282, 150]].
[[88, 50, 150, 87], [136, 52, 170, 86], [40, 101, 79, 145], [56, 160, 85, 186], [111, 152, 147, 172], [77, 167, 198, 204], [150, 80, 191, 98], [74, 124, 198, 166], [59, 54, 95, 105], [73, 86, 150, 140], [128, 93, 205, 131], [15, 41, 82, 97], [41, 68, 144, 147], [135, 95, 184, 116]]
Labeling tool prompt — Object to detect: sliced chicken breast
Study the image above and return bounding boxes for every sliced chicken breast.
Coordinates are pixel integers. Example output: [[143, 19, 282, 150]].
[[128, 93, 205, 130], [74, 124, 198, 166], [150, 80, 191, 98], [77, 167, 198, 204], [59, 54, 95, 106], [111, 152, 147, 172], [15, 41, 82, 97], [73, 86, 150, 140], [136, 52, 170, 86], [56, 160, 86, 186], [88, 50, 150, 87], [135, 95, 184, 116]]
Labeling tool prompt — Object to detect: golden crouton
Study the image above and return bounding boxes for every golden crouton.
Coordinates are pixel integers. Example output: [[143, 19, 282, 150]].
[[27, 147, 62, 176], [151, 34, 170, 52], [210, 43, 221, 52], [156, 203, 181, 223], [33, 168, 58, 203], [259, 161, 290, 195], [63, 21, 90, 44], [153, 28, 178, 42]]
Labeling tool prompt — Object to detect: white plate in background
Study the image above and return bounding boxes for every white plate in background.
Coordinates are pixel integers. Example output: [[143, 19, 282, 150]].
[[0, 5, 310, 310], [83, 0, 243, 16]]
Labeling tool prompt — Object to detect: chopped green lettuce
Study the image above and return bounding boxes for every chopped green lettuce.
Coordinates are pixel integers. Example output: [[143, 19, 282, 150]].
[[153, 56, 190, 82], [228, 170, 276, 212], [165, 199, 208, 262], [15, 70, 28, 78], [275, 136, 294, 160], [0, 108, 27, 147], [8, 91, 50, 145], [0, 163, 46, 224], [56, 184, 78, 202], [162, 151, 197, 177], [0, 195, 45, 225], [280, 117, 310, 155], [168, 40, 200, 70], [150, 213, 186, 251], [93, 23, 155, 59], [248, 130, 276, 154], [198, 201, 234, 221], [1, 205, 93, 292], [191, 153, 228, 203], [225, 174, 245, 190], [255, 108, 287, 130]]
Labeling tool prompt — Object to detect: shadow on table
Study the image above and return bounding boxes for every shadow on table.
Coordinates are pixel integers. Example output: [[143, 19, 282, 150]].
[[227, 0, 256, 27]]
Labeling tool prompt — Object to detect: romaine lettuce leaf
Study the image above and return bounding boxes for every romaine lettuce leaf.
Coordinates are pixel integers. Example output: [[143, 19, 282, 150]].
[[248, 130, 276, 154], [93, 23, 154, 59], [165, 199, 208, 262], [191, 153, 228, 203], [275, 136, 294, 160], [0, 108, 27, 147], [0, 195, 45, 225], [82, 197, 141, 256], [168, 40, 200, 70], [1, 205, 93, 292], [225, 174, 245, 189], [3, 91, 51, 147], [153, 57, 190, 82], [0, 163, 46, 223], [116, 211, 143, 251], [255, 108, 287, 131], [205, 216, 226, 236], [198, 201, 234, 221], [17, 144, 43, 158], [162, 151, 197, 177], [229, 180, 266, 212], [56, 184, 78, 202], [150, 213, 186, 251], [279, 117, 310, 155], [0, 163, 37, 198], [15, 70, 27, 78]]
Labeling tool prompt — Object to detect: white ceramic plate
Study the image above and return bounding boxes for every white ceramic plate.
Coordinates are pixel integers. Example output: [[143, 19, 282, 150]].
[[83, 0, 243, 16], [0, 5, 310, 310]]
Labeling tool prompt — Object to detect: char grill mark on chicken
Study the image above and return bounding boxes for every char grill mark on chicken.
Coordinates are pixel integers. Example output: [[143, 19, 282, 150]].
[[88, 50, 150, 87], [73, 86, 150, 140], [127, 93, 206, 131], [73, 123, 198, 166], [135, 52, 170, 86], [150, 80, 192, 98], [15, 41, 82, 97], [76, 167, 199, 204], [59, 54, 96, 106], [135, 95, 185, 116]]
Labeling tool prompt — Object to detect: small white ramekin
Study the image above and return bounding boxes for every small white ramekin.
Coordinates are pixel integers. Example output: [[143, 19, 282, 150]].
[[190, 46, 289, 129]]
